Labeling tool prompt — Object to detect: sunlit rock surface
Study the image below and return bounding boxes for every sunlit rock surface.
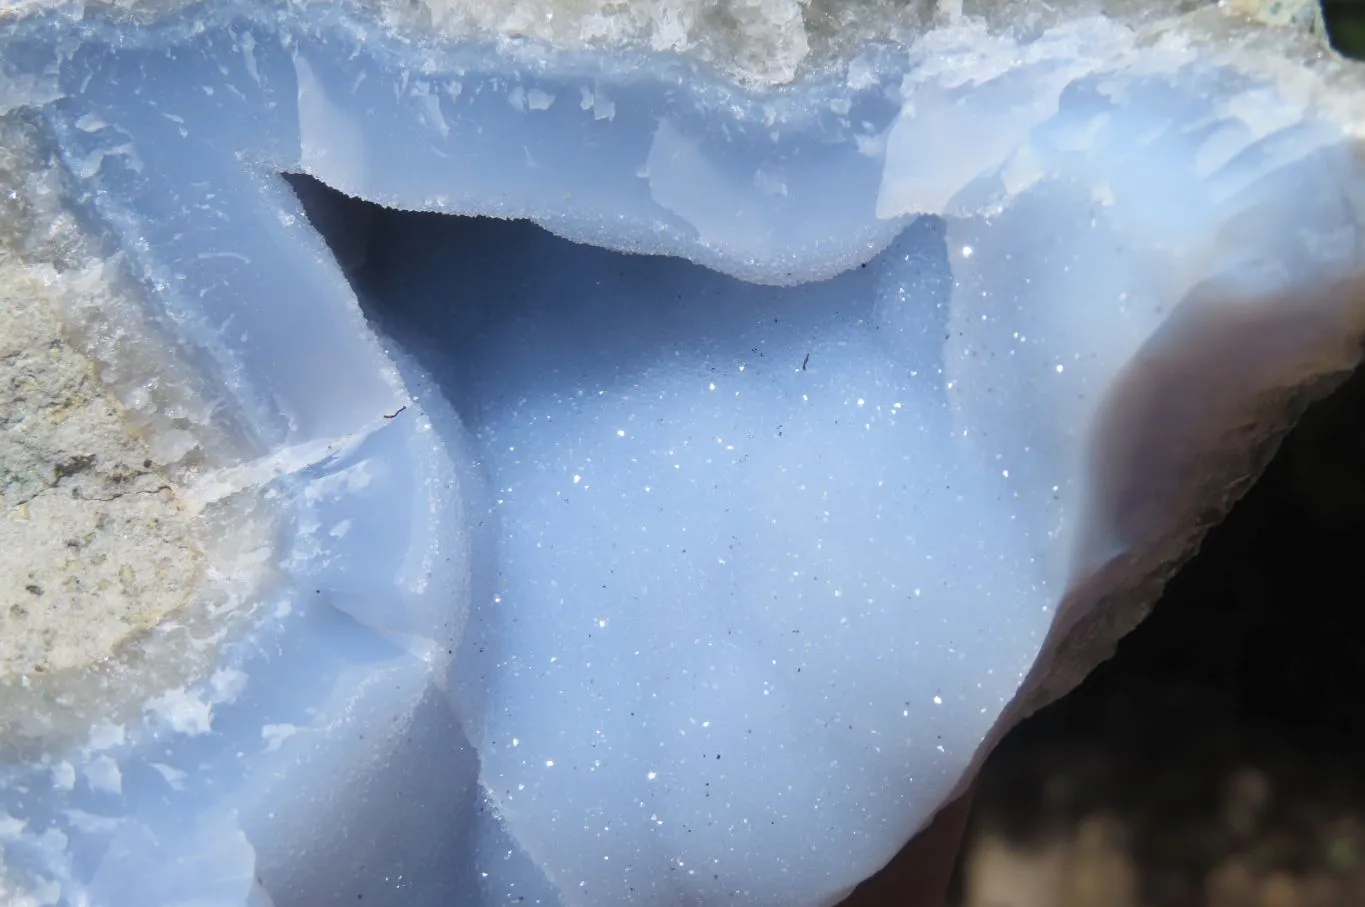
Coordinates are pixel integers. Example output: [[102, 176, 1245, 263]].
[[1, 1, 1364, 905]]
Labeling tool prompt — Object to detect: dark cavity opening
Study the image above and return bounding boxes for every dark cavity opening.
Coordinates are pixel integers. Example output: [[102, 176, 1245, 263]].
[[283, 172, 951, 430]]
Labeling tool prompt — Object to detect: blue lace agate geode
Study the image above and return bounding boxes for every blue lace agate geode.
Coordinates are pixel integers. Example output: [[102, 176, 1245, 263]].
[[3, 2, 1365, 905]]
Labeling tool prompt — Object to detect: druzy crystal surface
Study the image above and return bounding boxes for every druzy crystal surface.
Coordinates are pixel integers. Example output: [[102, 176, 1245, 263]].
[[2, 1, 1365, 905]]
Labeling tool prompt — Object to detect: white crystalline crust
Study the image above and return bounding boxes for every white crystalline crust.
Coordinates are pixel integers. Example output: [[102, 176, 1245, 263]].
[[0, 2, 1364, 907], [0, 0, 1328, 86], [382, 0, 936, 84], [15, 0, 932, 84]]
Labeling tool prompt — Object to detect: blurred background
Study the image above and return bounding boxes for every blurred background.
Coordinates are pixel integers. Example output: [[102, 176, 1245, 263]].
[[940, 6, 1365, 905], [1326, 1, 1365, 54]]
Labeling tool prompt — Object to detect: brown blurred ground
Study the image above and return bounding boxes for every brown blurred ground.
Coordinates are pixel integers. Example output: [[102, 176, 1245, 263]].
[[947, 357, 1365, 907]]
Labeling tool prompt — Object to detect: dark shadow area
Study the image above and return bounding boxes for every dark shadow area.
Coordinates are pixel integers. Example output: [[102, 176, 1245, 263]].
[[284, 171, 947, 430], [1325, 1, 1365, 59]]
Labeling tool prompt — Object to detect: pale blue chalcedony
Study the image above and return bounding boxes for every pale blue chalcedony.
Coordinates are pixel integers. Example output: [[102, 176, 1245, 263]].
[[2, 3, 1365, 906]]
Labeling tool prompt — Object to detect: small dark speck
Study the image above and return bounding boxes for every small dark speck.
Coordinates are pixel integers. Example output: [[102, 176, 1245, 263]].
[[25, 585, 42, 596], [801, 352, 810, 371], [54, 453, 96, 480]]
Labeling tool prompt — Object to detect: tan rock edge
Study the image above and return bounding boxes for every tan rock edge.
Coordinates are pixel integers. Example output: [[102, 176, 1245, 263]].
[[0, 115, 274, 758], [0, 264, 201, 677]]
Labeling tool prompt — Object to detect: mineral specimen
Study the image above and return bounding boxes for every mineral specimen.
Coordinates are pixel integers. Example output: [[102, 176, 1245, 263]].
[[1, 1, 1363, 905]]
